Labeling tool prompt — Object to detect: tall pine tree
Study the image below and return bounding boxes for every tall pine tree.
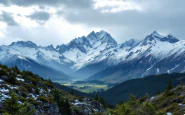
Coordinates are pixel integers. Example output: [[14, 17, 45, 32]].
[[166, 79, 173, 91]]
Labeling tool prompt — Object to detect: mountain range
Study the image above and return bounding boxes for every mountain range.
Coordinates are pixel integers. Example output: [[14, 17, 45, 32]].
[[1, 30, 185, 83]]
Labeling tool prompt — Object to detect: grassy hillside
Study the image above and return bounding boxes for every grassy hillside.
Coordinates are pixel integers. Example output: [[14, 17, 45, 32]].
[[99, 73, 185, 105], [0, 64, 105, 115]]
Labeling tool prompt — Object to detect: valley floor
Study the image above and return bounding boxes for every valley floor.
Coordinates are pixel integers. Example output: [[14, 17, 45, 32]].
[[61, 82, 112, 93]]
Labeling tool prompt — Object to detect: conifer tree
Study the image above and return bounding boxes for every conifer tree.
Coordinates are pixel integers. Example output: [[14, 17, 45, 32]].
[[166, 79, 173, 91], [58, 98, 71, 115], [95, 94, 99, 101], [70, 89, 74, 95], [3, 92, 35, 115], [99, 96, 105, 106], [52, 89, 61, 104], [64, 99, 71, 115]]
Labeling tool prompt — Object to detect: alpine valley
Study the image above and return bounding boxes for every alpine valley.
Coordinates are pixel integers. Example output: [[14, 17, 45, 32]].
[[0, 30, 185, 83]]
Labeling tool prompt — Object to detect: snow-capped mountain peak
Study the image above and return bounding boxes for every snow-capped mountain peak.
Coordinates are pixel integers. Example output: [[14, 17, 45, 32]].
[[56, 44, 67, 54], [120, 39, 139, 48], [45, 45, 56, 51], [140, 31, 179, 46], [165, 34, 179, 43], [10, 41, 38, 48], [141, 34, 157, 46], [96, 30, 117, 44], [150, 31, 179, 43], [151, 31, 163, 37], [59, 30, 118, 70], [68, 36, 87, 45], [60, 30, 117, 55], [66, 36, 91, 53], [96, 30, 109, 37], [86, 30, 117, 46], [87, 31, 96, 39]]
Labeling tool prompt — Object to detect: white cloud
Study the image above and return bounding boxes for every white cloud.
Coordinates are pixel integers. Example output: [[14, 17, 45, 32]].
[[0, 22, 7, 30], [94, 0, 143, 13], [35, 17, 102, 45], [0, 16, 102, 46], [0, 23, 7, 38], [14, 15, 39, 27], [0, 5, 35, 16], [0, 32, 5, 38]]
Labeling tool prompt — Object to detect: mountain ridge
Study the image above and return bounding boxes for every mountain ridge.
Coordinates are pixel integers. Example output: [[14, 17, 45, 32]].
[[1, 30, 184, 82]]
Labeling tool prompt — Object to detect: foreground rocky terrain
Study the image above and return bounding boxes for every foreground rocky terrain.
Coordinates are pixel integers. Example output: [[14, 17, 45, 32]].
[[0, 64, 104, 115]]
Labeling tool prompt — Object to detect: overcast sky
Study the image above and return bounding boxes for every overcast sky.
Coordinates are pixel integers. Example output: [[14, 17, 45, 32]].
[[0, 0, 185, 46]]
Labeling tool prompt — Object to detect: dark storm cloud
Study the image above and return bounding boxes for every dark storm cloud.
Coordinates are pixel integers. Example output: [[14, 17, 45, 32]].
[[62, 0, 185, 41], [0, 0, 93, 8], [28, 11, 51, 21], [0, 11, 18, 26], [1, 0, 185, 44]]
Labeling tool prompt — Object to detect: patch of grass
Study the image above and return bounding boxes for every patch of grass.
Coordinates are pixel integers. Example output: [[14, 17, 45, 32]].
[[24, 84, 33, 93], [19, 97, 27, 102], [37, 96, 49, 102]]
